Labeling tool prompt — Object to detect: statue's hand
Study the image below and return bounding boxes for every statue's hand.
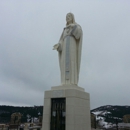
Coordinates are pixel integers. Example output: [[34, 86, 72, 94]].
[[53, 44, 59, 50], [53, 43, 62, 52], [70, 24, 75, 28], [66, 24, 75, 29]]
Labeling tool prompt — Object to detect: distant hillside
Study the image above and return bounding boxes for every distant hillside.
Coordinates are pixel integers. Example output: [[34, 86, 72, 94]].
[[0, 105, 43, 123], [0, 105, 130, 126], [91, 105, 130, 129]]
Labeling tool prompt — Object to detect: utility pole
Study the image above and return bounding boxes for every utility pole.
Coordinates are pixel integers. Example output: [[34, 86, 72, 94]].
[[116, 118, 118, 130]]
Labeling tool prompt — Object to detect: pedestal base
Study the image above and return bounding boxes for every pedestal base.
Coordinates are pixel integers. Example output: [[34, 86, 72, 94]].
[[42, 85, 91, 130]]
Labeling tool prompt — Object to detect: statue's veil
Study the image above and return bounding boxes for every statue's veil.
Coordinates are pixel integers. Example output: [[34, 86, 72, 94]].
[[66, 13, 77, 26]]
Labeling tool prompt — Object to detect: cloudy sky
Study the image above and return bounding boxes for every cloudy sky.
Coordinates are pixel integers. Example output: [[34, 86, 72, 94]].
[[0, 0, 130, 109]]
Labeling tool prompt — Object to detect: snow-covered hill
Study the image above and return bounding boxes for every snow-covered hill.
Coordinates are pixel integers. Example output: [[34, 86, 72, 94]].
[[91, 105, 130, 129], [92, 110, 113, 129]]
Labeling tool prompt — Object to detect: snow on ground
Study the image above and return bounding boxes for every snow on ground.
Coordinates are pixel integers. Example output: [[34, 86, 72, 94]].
[[92, 111, 111, 116], [92, 111, 113, 129], [92, 111, 103, 115], [98, 119, 113, 129]]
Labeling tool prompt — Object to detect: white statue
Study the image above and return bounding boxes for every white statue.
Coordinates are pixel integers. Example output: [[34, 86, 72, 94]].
[[53, 13, 83, 85]]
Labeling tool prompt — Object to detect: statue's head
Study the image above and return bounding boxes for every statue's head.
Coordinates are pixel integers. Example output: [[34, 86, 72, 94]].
[[66, 13, 76, 25]]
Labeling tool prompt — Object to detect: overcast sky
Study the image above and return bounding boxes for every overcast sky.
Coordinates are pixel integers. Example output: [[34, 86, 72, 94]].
[[0, 0, 130, 109]]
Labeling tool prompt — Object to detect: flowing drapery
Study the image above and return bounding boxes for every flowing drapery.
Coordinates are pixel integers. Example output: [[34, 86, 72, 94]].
[[58, 24, 83, 85]]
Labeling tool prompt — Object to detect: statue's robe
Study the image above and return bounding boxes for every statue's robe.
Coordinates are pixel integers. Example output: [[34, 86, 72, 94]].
[[58, 24, 83, 85]]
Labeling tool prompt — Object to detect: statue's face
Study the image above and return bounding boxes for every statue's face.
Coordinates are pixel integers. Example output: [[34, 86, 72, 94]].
[[66, 13, 73, 23]]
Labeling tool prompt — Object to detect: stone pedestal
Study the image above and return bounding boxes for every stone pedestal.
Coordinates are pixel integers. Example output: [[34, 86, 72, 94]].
[[42, 85, 91, 130]]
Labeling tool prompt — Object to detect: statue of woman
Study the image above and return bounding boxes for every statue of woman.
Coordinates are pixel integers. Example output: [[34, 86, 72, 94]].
[[53, 13, 83, 85]]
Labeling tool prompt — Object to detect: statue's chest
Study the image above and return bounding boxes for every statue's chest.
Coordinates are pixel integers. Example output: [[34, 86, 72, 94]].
[[63, 27, 73, 38]]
